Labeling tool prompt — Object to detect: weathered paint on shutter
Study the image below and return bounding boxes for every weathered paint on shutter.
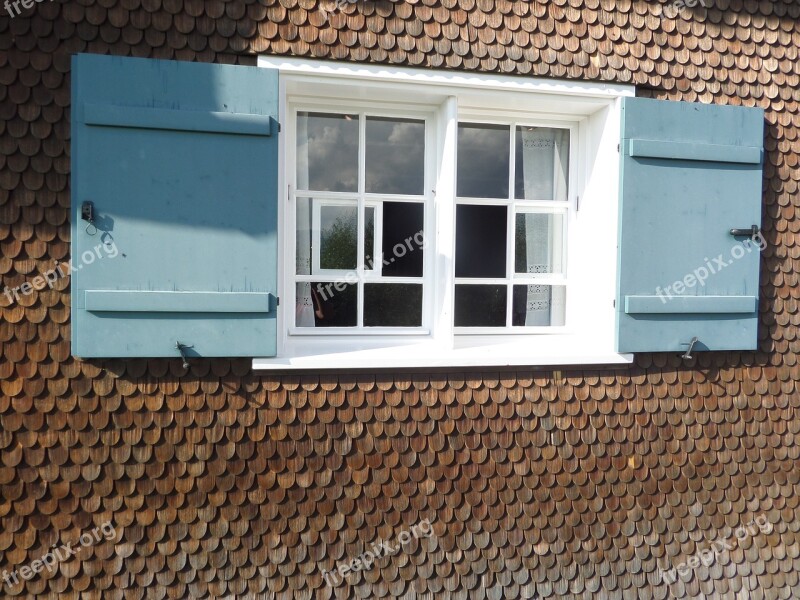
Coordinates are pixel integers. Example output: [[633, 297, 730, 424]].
[[71, 54, 279, 358], [616, 97, 764, 353]]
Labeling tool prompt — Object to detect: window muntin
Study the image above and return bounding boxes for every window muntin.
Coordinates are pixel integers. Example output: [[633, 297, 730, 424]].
[[294, 111, 427, 330], [455, 122, 570, 330]]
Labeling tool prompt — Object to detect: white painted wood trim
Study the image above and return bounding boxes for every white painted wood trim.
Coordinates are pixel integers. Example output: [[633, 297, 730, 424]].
[[256, 58, 629, 370], [253, 347, 634, 370], [258, 56, 636, 99]]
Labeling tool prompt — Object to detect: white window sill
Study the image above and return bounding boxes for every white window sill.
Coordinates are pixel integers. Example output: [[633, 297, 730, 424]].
[[252, 341, 633, 371]]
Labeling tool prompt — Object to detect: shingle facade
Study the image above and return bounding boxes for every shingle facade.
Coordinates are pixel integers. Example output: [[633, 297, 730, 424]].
[[1, 0, 799, 598]]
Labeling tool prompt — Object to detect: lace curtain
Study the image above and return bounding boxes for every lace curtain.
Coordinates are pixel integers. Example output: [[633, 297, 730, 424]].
[[518, 128, 568, 326]]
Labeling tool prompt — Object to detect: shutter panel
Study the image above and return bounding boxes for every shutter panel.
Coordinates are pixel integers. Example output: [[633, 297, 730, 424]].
[[616, 97, 764, 353], [71, 54, 279, 358]]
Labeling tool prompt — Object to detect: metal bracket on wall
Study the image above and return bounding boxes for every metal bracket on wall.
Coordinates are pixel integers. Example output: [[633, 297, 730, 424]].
[[175, 341, 194, 369], [680, 336, 698, 360]]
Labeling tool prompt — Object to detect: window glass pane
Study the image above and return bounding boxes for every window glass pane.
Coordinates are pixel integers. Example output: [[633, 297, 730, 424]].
[[454, 285, 507, 327], [364, 284, 422, 327], [515, 212, 565, 275], [296, 282, 357, 327], [364, 206, 375, 271], [455, 204, 507, 278], [297, 112, 358, 192], [457, 123, 510, 198], [512, 285, 566, 326], [514, 127, 570, 200], [320, 205, 357, 270], [366, 117, 425, 195], [296, 197, 313, 275], [382, 202, 424, 277]]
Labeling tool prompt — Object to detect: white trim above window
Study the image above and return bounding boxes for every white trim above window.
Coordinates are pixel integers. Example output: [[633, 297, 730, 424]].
[[253, 57, 635, 370]]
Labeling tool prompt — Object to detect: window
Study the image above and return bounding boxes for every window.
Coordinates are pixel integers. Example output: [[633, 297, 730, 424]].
[[454, 122, 569, 330], [262, 57, 636, 368], [291, 111, 573, 334], [69, 55, 765, 365], [293, 111, 429, 331]]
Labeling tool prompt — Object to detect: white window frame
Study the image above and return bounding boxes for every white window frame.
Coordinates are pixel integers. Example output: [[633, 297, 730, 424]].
[[254, 57, 636, 370], [290, 103, 435, 335], [453, 113, 576, 334]]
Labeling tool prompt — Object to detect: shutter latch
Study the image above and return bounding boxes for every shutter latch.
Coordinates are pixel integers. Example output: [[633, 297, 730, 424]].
[[729, 225, 760, 240], [81, 201, 98, 236]]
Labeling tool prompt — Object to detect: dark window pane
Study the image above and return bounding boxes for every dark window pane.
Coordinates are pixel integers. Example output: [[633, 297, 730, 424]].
[[514, 126, 570, 200], [366, 117, 425, 195], [454, 285, 507, 327], [457, 123, 510, 198], [299, 282, 357, 327], [455, 204, 507, 278], [364, 284, 422, 327], [382, 202, 424, 277], [512, 285, 566, 327], [320, 205, 357, 270], [297, 112, 358, 192]]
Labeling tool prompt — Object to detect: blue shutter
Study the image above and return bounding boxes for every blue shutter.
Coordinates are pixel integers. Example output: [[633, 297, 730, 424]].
[[71, 54, 279, 358], [616, 98, 764, 353]]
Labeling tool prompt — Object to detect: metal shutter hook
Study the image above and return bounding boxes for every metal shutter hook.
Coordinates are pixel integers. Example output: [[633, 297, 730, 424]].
[[680, 337, 698, 360], [175, 341, 193, 369]]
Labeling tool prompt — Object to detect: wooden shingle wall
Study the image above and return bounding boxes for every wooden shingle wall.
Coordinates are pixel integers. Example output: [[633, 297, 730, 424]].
[[1, 0, 800, 598]]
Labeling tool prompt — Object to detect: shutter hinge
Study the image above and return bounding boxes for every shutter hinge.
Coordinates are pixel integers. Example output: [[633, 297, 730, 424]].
[[612, 299, 615, 308], [278, 122, 281, 133], [617, 143, 620, 152], [287, 184, 292, 202], [276, 296, 280, 306], [576, 195, 580, 212]]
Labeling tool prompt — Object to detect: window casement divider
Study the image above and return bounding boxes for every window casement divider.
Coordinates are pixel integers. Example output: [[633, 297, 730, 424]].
[[356, 111, 366, 328], [432, 96, 458, 348], [505, 123, 516, 328]]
